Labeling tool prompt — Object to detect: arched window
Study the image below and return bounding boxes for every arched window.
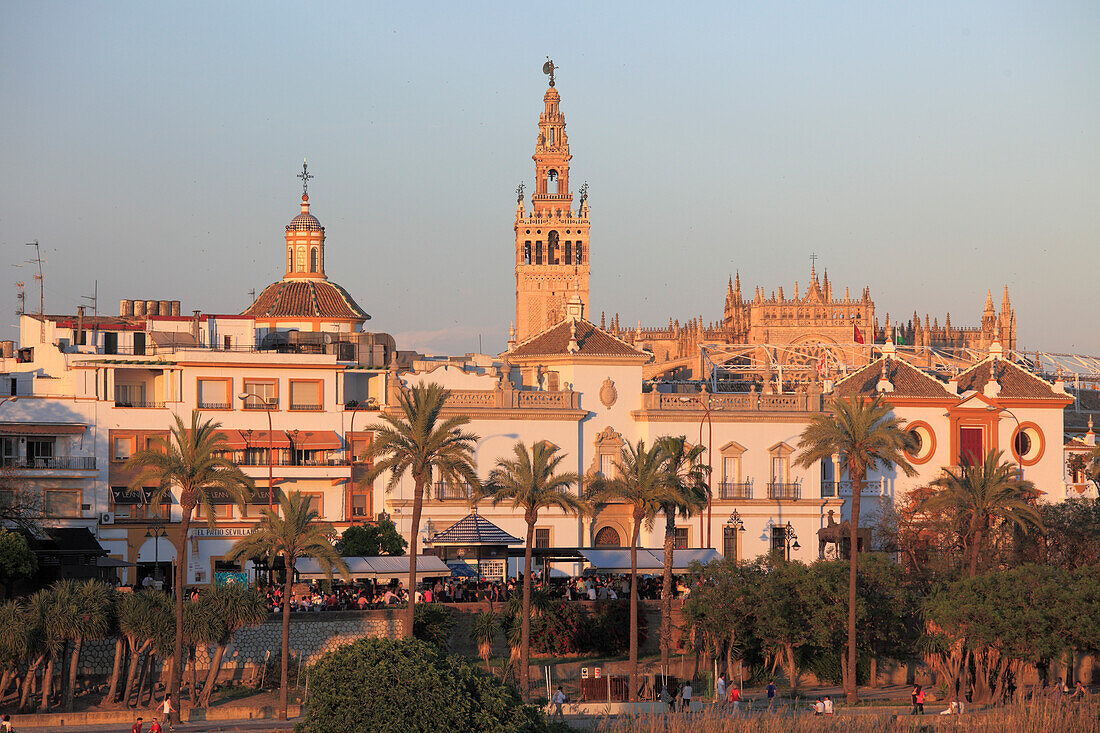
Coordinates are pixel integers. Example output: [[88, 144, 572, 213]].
[[287, 247, 293, 271], [310, 248, 319, 273], [549, 128, 554, 146], [535, 242, 543, 265], [594, 526, 621, 547], [548, 232, 559, 264], [575, 243, 583, 265], [564, 242, 572, 265], [547, 169, 558, 194], [524, 242, 532, 265], [296, 247, 306, 271]]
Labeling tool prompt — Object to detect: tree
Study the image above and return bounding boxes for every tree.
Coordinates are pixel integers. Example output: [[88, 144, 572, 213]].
[[587, 439, 674, 701], [0, 599, 30, 706], [61, 580, 113, 712], [1017, 497, 1100, 570], [125, 412, 254, 722], [195, 583, 267, 707], [358, 382, 479, 639], [921, 449, 1043, 578], [795, 394, 916, 704], [111, 591, 172, 709], [0, 528, 36, 596], [682, 559, 766, 683], [297, 637, 548, 733], [470, 610, 498, 673], [228, 490, 349, 720], [655, 435, 709, 676], [335, 517, 407, 557], [478, 439, 585, 698]]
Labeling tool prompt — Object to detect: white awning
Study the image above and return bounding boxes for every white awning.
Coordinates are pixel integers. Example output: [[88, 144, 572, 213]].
[[294, 555, 452, 580], [578, 548, 721, 573]]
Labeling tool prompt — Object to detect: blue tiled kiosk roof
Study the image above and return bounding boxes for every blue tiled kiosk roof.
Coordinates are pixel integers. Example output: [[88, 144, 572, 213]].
[[430, 513, 522, 545]]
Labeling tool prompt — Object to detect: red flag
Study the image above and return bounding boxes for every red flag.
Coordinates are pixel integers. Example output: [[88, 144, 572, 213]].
[[854, 324, 865, 344]]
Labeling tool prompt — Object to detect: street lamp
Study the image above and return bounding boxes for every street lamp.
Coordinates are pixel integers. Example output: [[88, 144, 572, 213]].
[[0, 396, 19, 409], [780, 521, 800, 562], [987, 404, 1024, 477], [724, 509, 746, 560], [238, 391, 275, 509], [144, 523, 168, 587], [679, 394, 713, 548]]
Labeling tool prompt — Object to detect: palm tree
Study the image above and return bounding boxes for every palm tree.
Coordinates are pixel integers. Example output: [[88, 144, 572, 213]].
[[795, 394, 916, 704], [470, 610, 498, 673], [195, 583, 267, 707], [921, 449, 1043, 577], [478, 440, 586, 698], [0, 599, 30, 706], [113, 591, 171, 709], [587, 439, 674, 701], [359, 382, 479, 638], [655, 436, 709, 676], [228, 490, 350, 720], [62, 580, 113, 712], [125, 412, 254, 722]]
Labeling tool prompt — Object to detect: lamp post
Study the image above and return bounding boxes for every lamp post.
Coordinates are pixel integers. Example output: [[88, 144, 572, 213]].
[[144, 523, 168, 587], [780, 521, 800, 562], [0, 396, 19, 409], [987, 404, 1024, 477], [725, 509, 746, 560], [237, 391, 275, 509]]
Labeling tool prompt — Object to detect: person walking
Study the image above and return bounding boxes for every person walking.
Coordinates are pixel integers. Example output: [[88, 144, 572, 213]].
[[551, 686, 567, 722], [715, 674, 726, 707], [681, 680, 693, 712], [161, 693, 175, 730], [911, 684, 925, 715], [766, 679, 777, 710], [727, 684, 741, 714]]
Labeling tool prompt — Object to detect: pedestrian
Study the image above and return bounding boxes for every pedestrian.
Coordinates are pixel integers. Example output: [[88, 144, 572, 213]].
[[727, 684, 741, 714], [161, 693, 175, 728], [149, 716, 162, 733], [131, 717, 144, 733], [823, 695, 834, 714], [811, 697, 824, 715], [551, 685, 567, 721], [766, 679, 777, 709], [911, 684, 925, 715], [1070, 680, 1088, 700], [715, 674, 726, 706], [681, 679, 693, 712], [1, 714, 12, 732]]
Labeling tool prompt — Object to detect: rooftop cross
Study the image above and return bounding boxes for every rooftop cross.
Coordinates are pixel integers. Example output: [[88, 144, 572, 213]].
[[297, 159, 314, 197]]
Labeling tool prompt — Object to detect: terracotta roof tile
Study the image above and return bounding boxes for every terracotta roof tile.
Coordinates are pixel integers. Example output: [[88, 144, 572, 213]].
[[509, 318, 648, 359], [833, 357, 953, 399], [955, 360, 1065, 400], [241, 279, 369, 321]]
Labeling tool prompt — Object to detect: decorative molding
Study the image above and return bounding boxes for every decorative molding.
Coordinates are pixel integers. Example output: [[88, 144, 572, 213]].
[[599, 377, 618, 409]]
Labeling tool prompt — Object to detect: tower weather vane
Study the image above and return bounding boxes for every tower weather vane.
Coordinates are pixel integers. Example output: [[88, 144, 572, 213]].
[[297, 159, 314, 197], [542, 57, 556, 87]]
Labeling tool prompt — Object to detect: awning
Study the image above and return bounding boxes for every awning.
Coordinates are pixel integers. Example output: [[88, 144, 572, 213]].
[[111, 487, 145, 505], [97, 557, 136, 568], [214, 431, 247, 449], [239, 430, 292, 449], [578, 548, 722, 573], [208, 486, 272, 505], [290, 430, 342, 450], [149, 331, 198, 347], [0, 423, 87, 435], [294, 555, 453, 580]]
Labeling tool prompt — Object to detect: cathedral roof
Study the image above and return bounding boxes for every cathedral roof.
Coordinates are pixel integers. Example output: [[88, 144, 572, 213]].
[[954, 359, 1068, 401], [241, 279, 369, 321], [833, 357, 953, 399], [508, 317, 648, 360]]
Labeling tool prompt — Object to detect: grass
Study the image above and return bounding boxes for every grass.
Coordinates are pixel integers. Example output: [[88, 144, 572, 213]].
[[588, 701, 1100, 732]]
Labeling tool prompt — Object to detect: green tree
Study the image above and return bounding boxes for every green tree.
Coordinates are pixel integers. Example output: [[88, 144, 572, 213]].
[[335, 517, 407, 556], [298, 637, 547, 733], [0, 528, 36, 595], [682, 559, 766, 682], [795, 394, 916, 703], [587, 439, 673, 701], [1025, 497, 1100, 569], [655, 435, 709, 676], [359, 382, 479, 638], [125, 412, 254, 721], [921, 449, 1043, 578], [470, 610, 498, 672], [228, 490, 349, 720], [0, 599, 30, 706], [61, 580, 113, 712], [195, 583, 267, 707], [478, 439, 585, 698], [110, 591, 173, 709]]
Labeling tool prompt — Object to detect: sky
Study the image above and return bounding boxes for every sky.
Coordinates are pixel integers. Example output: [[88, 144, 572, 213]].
[[1, 1, 1097, 356]]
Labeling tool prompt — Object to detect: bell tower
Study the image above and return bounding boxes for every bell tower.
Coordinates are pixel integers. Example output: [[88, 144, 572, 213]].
[[514, 60, 590, 342]]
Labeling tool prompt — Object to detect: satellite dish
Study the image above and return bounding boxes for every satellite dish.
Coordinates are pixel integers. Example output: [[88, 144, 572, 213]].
[[542, 61, 552, 75]]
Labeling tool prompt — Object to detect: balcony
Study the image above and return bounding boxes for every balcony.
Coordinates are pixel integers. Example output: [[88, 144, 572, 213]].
[[3, 456, 97, 471], [718, 481, 753, 500], [767, 482, 801, 501], [114, 399, 165, 409], [434, 482, 473, 501], [235, 454, 348, 467], [289, 403, 322, 412], [198, 401, 232, 410], [638, 391, 813, 415]]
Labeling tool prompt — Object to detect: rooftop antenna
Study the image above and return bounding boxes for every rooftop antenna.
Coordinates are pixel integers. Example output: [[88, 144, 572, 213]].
[[81, 280, 98, 348], [25, 241, 44, 342], [248, 288, 256, 303]]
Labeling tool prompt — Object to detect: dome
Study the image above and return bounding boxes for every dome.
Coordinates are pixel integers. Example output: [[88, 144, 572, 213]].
[[543, 87, 560, 103], [287, 195, 323, 232], [241, 279, 369, 322]]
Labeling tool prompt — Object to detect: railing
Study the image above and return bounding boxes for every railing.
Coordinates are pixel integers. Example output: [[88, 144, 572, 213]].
[[242, 401, 278, 411], [289, 403, 322, 411], [823, 480, 883, 497], [197, 401, 231, 410], [718, 481, 753, 500], [442, 389, 582, 411], [114, 399, 165, 409], [2, 456, 97, 470], [434, 482, 473, 501], [234, 455, 348, 467], [767, 482, 801, 501], [641, 392, 811, 413]]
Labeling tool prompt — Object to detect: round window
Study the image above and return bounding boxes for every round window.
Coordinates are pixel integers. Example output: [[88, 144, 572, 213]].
[[1012, 425, 1043, 464], [906, 423, 935, 463]]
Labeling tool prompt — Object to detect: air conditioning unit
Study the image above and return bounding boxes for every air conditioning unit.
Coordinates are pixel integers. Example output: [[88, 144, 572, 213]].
[[100, 512, 114, 525]]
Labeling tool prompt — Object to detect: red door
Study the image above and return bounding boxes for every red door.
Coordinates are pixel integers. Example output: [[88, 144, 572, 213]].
[[959, 427, 983, 466]]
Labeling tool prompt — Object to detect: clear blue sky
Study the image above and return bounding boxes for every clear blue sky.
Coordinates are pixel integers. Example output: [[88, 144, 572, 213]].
[[2, 1, 1097, 355]]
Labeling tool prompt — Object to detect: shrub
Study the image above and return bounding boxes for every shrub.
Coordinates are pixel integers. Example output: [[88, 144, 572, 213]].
[[530, 601, 588, 655], [296, 637, 548, 733], [589, 600, 646, 656], [413, 602, 456, 650]]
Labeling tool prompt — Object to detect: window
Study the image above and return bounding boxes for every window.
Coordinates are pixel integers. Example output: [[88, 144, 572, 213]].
[[564, 242, 572, 265], [289, 380, 322, 411], [45, 490, 80, 517], [575, 243, 583, 264], [197, 503, 233, 520], [350, 493, 370, 518], [535, 528, 551, 549], [1, 438, 17, 467], [548, 232, 559, 264], [771, 456, 787, 483], [594, 526, 621, 547], [599, 453, 615, 478], [288, 247, 293, 271], [297, 246, 306, 271], [133, 333, 146, 356], [770, 527, 786, 555], [113, 437, 134, 461], [197, 379, 231, 409], [673, 527, 689, 550], [723, 526, 739, 562], [524, 242, 532, 265], [115, 383, 147, 407], [546, 371, 559, 391], [310, 248, 319, 272], [103, 332, 118, 355], [224, 335, 232, 350], [301, 494, 322, 515], [722, 456, 740, 484], [27, 438, 54, 466], [535, 242, 543, 265], [959, 427, 983, 466], [242, 380, 278, 410], [1011, 424, 1044, 466]]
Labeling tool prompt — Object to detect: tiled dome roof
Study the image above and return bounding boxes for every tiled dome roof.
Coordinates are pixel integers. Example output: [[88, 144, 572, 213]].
[[287, 212, 322, 232], [241, 279, 369, 321]]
